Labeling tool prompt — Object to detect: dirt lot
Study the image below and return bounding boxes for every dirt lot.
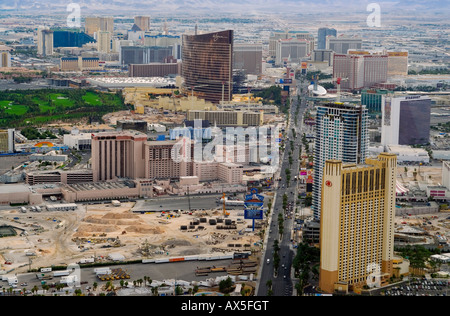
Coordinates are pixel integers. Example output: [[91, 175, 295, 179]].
[[0, 202, 263, 274], [397, 166, 443, 188]]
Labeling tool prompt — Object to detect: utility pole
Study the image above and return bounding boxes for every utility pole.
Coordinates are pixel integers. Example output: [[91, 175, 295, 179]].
[[187, 187, 192, 212]]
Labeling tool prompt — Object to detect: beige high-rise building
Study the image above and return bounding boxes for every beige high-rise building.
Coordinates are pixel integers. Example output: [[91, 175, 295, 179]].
[[1, 52, 10, 68], [85, 17, 114, 37], [0, 129, 15, 153], [91, 132, 147, 182], [134, 16, 150, 32], [187, 110, 264, 127], [192, 161, 244, 185], [333, 52, 388, 90], [91, 132, 244, 184], [97, 31, 112, 53], [60, 57, 101, 72], [319, 153, 397, 293], [0, 46, 11, 68], [37, 27, 54, 56], [145, 140, 192, 180], [387, 51, 408, 77]]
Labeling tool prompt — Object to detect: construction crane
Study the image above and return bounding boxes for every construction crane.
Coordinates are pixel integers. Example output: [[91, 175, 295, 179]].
[[222, 193, 230, 217], [332, 76, 349, 103]]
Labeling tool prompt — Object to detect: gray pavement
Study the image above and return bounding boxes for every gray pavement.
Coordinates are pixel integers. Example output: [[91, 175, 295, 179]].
[[257, 75, 309, 296], [1, 259, 236, 294]]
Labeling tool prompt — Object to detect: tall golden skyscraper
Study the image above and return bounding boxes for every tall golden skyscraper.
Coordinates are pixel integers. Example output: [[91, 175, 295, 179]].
[[319, 153, 397, 293]]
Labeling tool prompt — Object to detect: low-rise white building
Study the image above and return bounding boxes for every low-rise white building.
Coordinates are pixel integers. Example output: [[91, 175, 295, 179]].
[[386, 145, 430, 163], [430, 253, 450, 263], [63, 133, 92, 150], [30, 151, 68, 162], [148, 124, 167, 133], [426, 186, 449, 200]]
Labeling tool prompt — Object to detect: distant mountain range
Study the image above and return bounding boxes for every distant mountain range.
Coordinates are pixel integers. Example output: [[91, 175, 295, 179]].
[[1, 0, 449, 14]]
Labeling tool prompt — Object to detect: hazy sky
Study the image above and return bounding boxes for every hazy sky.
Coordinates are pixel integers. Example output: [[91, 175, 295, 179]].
[[2, 0, 449, 14]]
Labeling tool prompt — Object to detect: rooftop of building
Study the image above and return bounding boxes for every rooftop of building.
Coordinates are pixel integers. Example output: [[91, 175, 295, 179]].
[[221, 162, 244, 168], [427, 185, 447, 190], [395, 225, 427, 235], [0, 183, 30, 194], [145, 140, 178, 146], [88, 77, 176, 87], [26, 169, 93, 175], [92, 131, 147, 139], [66, 181, 135, 192], [317, 102, 367, 110], [386, 145, 430, 155]]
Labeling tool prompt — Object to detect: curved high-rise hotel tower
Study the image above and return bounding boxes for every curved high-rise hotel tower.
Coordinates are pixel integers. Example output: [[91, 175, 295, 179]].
[[182, 30, 234, 104]]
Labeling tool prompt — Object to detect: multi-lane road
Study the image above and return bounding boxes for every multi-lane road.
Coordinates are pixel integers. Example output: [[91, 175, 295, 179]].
[[257, 75, 309, 296]]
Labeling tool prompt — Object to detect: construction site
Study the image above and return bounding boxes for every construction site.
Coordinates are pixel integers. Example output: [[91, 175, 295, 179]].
[[393, 164, 450, 247], [0, 196, 265, 276]]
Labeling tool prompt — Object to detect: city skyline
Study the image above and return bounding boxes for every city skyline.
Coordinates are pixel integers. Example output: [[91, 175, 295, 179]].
[[0, 0, 448, 300]]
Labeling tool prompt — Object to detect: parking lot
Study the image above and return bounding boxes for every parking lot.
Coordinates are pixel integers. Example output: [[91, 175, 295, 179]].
[[382, 279, 449, 296], [0, 259, 236, 295]]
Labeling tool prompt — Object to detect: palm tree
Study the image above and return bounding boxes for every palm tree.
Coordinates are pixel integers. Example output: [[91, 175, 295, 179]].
[[143, 276, 148, 287], [175, 286, 183, 296], [295, 281, 304, 296]]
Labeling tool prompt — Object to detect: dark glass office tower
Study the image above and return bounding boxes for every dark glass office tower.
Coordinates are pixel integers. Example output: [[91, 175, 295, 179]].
[[381, 96, 431, 146], [318, 27, 337, 50], [182, 30, 233, 104], [53, 30, 96, 48]]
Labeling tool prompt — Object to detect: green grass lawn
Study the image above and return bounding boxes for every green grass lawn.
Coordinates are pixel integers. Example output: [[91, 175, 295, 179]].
[[33, 93, 75, 113], [0, 100, 12, 106], [50, 93, 75, 107], [83, 91, 103, 105], [0, 100, 28, 115], [0, 89, 126, 127]]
